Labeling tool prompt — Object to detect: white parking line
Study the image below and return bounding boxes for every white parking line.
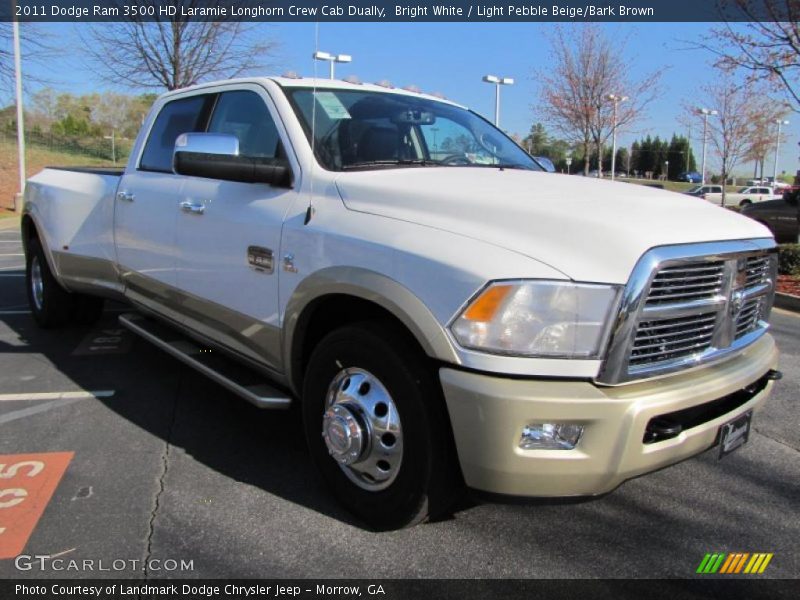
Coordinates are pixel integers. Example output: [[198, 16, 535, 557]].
[[0, 266, 23, 271], [0, 273, 24, 277], [0, 390, 115, 402], [0, 310, 30, 315], [0, 254, 24, 257]]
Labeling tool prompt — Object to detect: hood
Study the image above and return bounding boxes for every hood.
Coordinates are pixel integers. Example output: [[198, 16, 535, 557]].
[[335, 168, 773, 284]]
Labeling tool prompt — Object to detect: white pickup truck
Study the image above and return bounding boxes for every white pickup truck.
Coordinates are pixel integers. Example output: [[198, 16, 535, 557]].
[[21, 77, 781, 529], [704, 186, 784, 207]]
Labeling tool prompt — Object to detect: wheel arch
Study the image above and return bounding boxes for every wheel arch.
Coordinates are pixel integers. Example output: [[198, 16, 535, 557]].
[[284, 268, 460, 396], [20, 213, 63, 286]]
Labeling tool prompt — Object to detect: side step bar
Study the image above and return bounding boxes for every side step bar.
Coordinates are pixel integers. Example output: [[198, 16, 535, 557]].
[[119, 313, 292, 409]]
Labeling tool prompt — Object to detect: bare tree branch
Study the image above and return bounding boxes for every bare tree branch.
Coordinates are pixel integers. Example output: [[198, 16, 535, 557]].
[[82, 1, 279, 91], [534, 24, 664, 175], [691, 1, 800, 111]]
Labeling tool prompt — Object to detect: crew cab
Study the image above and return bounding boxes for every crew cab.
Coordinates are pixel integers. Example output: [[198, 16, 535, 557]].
[[704, 186, 783, 207], [21, 77, 781, 529]]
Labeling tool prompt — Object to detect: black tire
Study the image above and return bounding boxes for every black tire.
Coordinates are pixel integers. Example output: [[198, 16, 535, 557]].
[[26, 237, 75, 328], [302, 322, 459, 530], [740, 199, 752, 207]]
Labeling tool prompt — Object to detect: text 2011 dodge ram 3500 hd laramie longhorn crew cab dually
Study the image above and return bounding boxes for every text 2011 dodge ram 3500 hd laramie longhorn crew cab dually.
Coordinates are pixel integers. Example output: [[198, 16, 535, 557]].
[[21, 77, 781, 529]]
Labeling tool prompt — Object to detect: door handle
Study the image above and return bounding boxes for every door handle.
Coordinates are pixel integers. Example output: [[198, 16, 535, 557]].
[[179, 200, 205, 215], [117, 191, 135, 202]]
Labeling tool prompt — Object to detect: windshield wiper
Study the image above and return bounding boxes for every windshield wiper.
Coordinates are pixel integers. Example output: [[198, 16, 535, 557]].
[[341, 159, 437, 170]]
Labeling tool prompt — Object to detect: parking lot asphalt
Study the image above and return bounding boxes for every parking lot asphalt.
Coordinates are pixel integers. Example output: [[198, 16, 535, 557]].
[[0, 220, 797, 580]]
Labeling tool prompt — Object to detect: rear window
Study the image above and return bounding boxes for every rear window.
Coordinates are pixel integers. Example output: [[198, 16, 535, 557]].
[[140, 95, 212, 172]]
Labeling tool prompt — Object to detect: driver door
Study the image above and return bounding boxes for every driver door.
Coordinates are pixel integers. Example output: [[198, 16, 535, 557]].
[[174, 87, 298, 371]]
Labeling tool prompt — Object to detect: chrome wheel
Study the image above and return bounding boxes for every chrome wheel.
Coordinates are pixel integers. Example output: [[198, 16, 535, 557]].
[[322, 367, 403, 491], [30, 255, 44, 311]]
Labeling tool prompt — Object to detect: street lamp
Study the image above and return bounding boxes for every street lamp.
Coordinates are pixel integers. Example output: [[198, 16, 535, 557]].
[[773, 119, 790, 183], [696, 107, 718, 185], [482, 74, 514, 127], [664, 160, 669, 181], [565, 155, 572, 174], [312, 51, 352, 80], [606, 94, 628, 181]]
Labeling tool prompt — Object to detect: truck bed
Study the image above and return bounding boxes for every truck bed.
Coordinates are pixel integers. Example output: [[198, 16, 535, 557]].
[[46, 166, 124, 177]]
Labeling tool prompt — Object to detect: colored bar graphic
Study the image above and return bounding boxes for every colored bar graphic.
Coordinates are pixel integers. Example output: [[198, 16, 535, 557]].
[[698, 552, 774, 575], [758, 554, 773, 573], [719, 553, 736, 573]]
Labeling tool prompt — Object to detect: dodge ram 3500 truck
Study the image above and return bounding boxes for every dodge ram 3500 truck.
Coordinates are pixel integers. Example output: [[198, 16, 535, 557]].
[[21, 77, 781, 529]]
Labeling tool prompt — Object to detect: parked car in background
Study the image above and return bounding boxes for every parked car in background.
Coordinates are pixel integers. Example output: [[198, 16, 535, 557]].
[[704, 186, 783, 207], [533, 156, 556, 173], [678, 171, 702, 183], [741, 188, 800, 243], [684, 184, 723, 197]]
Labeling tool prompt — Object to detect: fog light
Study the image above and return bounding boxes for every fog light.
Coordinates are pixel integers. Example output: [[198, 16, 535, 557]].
[[519, 423, 584, 450]]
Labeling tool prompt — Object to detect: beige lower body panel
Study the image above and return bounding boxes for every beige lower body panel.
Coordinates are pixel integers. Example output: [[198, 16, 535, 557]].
[[440, 334, 778, 497]]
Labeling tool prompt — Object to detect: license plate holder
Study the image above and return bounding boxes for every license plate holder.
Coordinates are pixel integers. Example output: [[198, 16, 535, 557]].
[[718, 411, 752, 459]]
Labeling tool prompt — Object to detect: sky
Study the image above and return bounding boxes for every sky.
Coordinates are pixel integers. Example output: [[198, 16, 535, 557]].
[[6, 20, 800, 177]]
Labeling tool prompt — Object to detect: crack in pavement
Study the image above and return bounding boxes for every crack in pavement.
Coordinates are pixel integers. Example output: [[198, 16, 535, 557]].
[[143, 372, 183, 581]]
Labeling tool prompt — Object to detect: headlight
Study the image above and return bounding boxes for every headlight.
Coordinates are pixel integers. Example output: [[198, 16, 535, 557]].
[[450, 280, 619, 358]]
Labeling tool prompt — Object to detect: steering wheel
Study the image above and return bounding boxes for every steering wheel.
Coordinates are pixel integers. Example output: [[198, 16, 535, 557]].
[[440, 154, 472, 166]]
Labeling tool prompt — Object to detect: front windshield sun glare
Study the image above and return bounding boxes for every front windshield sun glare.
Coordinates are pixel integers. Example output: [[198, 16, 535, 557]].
[[284, 87, 542, 173]]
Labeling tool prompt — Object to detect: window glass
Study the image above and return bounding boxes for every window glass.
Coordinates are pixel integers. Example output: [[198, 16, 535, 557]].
[[140, 95, 210, 172], [208, 90, 281, 158], [286, 88, 539, 172]]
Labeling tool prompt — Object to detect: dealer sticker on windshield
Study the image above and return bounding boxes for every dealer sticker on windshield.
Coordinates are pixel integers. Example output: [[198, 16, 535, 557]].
[[719, 411, 752, 459], [316, 92, 351, 120]]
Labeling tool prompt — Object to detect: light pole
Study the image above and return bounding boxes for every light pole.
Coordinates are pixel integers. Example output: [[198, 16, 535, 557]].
[[606, 94, 628, 181], [482, 75, 514, 127], [696, 107, 718, 185], [312, 51, 352, 80], [565, 155, 572, 174], [664, 160, 669, 181], [104, 129, 116, 165], [13, 14, 25, 211], [773, 119, 790, 183]]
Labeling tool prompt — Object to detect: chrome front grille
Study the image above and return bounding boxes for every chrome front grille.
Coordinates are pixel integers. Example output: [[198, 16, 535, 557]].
[[598, 240, 777, 385], [630, 312, 717, 367], [645, 262, 724, 305]]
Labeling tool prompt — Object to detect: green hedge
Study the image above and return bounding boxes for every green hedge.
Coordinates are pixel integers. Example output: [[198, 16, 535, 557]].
[[778, 244, 800, 276]]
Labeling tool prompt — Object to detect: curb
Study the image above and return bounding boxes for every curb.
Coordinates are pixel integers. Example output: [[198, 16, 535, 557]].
[[775, 292, 800, 313]]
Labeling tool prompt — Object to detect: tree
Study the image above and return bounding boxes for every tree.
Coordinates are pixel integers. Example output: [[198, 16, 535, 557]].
[[698, 1, 800, 110], [535, 25, 663, 175], [0, 23, 50, 93], [84, 1, 278, 91], [744, 100, 790, 179], [689, 76, 758, 206]]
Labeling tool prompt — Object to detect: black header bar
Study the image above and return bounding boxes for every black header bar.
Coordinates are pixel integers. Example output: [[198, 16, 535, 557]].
[[0, 0, 794, 22]]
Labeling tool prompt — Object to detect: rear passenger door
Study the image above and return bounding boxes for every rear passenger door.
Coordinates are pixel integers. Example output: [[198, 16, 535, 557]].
[[174, 86, 298, 371], [116, 93, 214, 319]]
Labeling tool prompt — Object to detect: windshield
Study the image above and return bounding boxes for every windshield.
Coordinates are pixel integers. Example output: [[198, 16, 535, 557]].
[[284, 88, 541, 172]]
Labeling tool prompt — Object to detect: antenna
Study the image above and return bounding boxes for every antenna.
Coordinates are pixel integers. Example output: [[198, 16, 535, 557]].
[[305, 22, 319, 226]]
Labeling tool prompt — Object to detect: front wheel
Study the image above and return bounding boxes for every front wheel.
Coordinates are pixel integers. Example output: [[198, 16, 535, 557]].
[[302, 322, 459, 530], [739, 199, 753, 207]]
